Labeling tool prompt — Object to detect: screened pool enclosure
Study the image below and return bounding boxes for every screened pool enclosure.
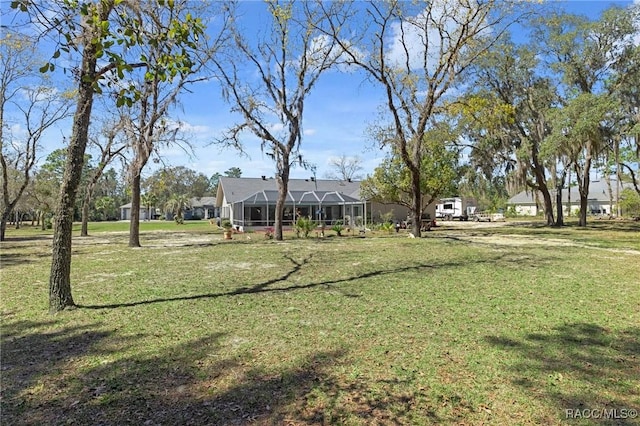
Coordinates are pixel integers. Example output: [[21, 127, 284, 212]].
[[230, 189, 366, 228]]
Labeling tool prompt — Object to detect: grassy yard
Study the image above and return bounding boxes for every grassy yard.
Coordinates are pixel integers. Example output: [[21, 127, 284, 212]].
[[1, 220, 639, 425]]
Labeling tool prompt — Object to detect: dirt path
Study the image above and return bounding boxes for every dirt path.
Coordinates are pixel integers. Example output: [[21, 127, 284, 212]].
[[432, 220, 640, 255]]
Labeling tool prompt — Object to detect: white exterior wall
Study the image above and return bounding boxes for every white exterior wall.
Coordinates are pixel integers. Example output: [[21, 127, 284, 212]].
[[514, 205, 537, 216]]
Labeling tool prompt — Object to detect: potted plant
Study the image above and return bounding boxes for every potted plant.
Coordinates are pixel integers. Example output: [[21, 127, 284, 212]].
[[221, 219, 233, 240]]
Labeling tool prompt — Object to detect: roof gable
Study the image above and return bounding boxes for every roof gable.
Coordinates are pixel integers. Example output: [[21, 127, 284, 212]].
[[217, 177, 362, 205]]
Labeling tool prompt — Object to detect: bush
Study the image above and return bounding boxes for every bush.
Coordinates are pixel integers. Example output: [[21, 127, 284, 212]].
[[221, 219, 232, 230], [620, 188, 640, 217], [295, 216, 316, 238], [331, 221, 344, 236], [379, 210, 395, 224], [379, 221, 394, 234]]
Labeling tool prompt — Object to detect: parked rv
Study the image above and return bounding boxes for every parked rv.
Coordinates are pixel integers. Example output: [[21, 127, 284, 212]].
[[435, 197, 476, 221]]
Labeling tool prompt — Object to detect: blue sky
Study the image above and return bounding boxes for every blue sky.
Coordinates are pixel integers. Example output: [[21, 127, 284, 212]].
[[157, 0, 639, 181], [2, 0, 638, 182]]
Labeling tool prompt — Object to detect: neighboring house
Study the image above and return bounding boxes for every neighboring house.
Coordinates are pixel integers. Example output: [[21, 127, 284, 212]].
[[185, 197, 218, 220], [215, 176, 436, 229], [507, 179, 632, 216], [120, 196, 217, 221], [120, 203, 158, 221]]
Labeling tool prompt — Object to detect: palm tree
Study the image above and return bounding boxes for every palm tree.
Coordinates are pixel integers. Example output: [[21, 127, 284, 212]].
[[140, 192, 158, 221], [164, 194, 191, 224]]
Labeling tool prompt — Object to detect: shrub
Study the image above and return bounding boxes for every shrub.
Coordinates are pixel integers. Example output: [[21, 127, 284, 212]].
[[331, 221, 344, 236], [295, 216, 316, 238], [379, 210, 395, 224], [620, 188, 640, 217], [379, 221, 394, 234], [221, 219, 232, 230]]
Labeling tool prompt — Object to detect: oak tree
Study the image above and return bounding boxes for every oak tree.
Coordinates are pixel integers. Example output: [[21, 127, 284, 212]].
[[213, 0, 353, 240]]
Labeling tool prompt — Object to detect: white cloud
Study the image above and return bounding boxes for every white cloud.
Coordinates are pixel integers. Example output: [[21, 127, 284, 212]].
[[9, 123, 27, 138], [306, 34, 366, 72], [385, 0, 491, 71], [174, 121, 212, 135]]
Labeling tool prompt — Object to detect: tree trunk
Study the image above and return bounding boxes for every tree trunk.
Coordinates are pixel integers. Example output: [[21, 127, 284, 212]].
[[575, 167, 590, 227], [49, 196, 76, 313], [554, 169, 568, 227], [274, 164, 290, 241], [0, 212, 8, 241], [410, 170, 422, 237], [129, 172, 142, 247], [578, 191, 588, 226], [48, 8, 104, 312], [567, 169, 572, 217], [530, 144, 555, 226], [576, 145, 593, 227], [555, 188, 564, 227], [532, 166, 555, 226], [540, 186, 555, 226]]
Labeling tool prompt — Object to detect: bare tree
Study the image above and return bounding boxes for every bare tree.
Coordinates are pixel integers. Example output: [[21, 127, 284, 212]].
[[0, 31, 73, 241], [80, 118, 126, 236], [213, 0, 353, 240], [323, 154, 364, 181], [123, 1, 230, 248], [320, 0, 525, 236]]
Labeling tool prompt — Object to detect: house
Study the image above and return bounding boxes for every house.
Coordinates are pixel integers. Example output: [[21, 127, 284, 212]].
[[120, 196, 217, 221], [215, 176, 435, 229], [184, 196, 218, 220], [120, 202, 158, 221], [507, 179, 632, 216]]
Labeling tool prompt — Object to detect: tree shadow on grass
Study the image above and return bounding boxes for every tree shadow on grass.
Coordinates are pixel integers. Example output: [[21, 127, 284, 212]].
[[486, 323, 640, 425], [0, 250, 52, 268], [2, 322, 433, 425], [1, 318, 123, 422], [76, 250, 538, 310]]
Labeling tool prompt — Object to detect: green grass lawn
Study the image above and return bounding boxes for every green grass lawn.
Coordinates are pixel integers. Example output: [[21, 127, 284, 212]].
[[1, 220, 639, 425]]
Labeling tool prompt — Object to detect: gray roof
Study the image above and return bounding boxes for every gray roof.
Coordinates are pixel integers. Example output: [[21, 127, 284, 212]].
[[240, 189, 361, 205], [120, 196, 216, 209], [508, 179, 633, 205], [217, 177, 362, 206], [190, 196, 216, 207]]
